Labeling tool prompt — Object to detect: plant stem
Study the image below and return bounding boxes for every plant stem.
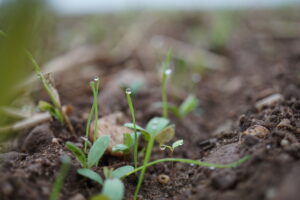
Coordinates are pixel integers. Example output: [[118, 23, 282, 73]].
[[126, 91, 138, 169], [134, 137, 155, 200], [50, 155, 71, 200], [126, 155, 251, 178], [90, 78, 100, 142], [161, 73, 168, 119], [84, 102, 95, 153]]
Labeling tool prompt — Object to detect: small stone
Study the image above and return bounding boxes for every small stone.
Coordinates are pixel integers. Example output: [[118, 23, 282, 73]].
[[280, 139, 290, 147], [255, 93, 283, 110], [157, 174, 170, 184], [242, 125, 270, 138], [52, 138, 61, 145], [69, 193, 86, 200], [277, 119, 294, 130], [89, 112, 131, 156], [211, 170, 237, 190]]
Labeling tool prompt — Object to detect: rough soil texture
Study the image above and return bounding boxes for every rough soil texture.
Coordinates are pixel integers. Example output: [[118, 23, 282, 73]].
[[0, 11, 300, 200]]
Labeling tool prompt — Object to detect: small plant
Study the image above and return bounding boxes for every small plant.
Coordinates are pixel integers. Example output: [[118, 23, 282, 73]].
[[27, 52, 75, 134], [125, 88, 138, 168], [84, 77, 100, 152], [90, 179, 125, 200], [160, 139, 183, 152], [112, 132, 141, 154], [66, 135, 110, 168], [125, 117, 175, 199], [78, 166, 133, 200], [50, 155, 71, 200], [168, 94, 199, 119], [161, 50, 173, 119]]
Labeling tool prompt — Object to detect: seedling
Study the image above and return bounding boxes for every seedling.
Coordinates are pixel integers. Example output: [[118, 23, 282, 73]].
[[84, 77, 100, 152], [50, 155, 71, 200], [27, 52, 75, 134], [161, 50, 173, 119], [78, 166, 133, 200], [90, 179, 125, 200], [168, 94, 199, 119], [125, 117, 175, 199], [112, 132, 141, 154], [125, 88, 138, 168], [66, 135, 110, 168], [160, 139, 184, 153]]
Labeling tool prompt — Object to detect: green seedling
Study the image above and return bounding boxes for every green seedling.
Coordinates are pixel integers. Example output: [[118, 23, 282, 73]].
[[125, 88, 138, 168], [161, 50, 173, 119], [125, 117, 174, 199], [28, 52, 75, 134], [154, 94, 199, 119], [84, 77, 100, 152], [50, 155, 71, 200], [160, 139, 184, 153], [66, 135, 110, 168], [90, 179, 125, 200], [168, 94, 199, 119], [112, 132, 141, 154]]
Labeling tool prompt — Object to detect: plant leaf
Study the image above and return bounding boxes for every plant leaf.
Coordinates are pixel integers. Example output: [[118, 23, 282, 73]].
[[112, 144, 129, 152], [112, 165, 134, 179], [155, 125, 175, 145], [124, 123, 146, 132], [179, 95, 199, 117], [146, 117, 169, 137], [65, 142, 86, 168], [77, 168, 103, 185], [102, 179, 124, 200], [87, 136, 110, 168], [123, 133, 132, 147], [172, 139, 184, 149]]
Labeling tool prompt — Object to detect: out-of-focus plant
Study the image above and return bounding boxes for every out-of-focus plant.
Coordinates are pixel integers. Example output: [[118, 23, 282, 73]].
[[161, 50, 173, 119]]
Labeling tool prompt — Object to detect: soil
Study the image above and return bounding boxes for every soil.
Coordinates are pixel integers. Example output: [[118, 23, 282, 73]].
[[1, 10, 300, 200]]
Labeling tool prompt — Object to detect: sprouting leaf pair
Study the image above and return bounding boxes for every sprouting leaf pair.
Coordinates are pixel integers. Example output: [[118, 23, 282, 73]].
[[66, 135, 110, 168], [125, 117, 175, 146], [112, 132, 141, 153]]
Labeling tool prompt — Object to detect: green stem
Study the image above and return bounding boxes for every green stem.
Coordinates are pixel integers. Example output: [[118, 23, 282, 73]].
[[161, 74, 168, 119], [134, 137, 155, 200], [126, 92, 138, 169], [126, 155, 251, 178], [84, 102, 95, 153]]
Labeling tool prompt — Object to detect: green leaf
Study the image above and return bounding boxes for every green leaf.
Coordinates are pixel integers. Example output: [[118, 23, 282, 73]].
[[102, 179, 124, 200], [77, 168, 103, 185], [179, 95, 199, 117], [155, 125, 175, 145], [123, 133, 132, 147], [172, 139, 184, 149], [146, 117, 169, 136], [129, 132, 141, 145], [87, 136, 110, 168], [112, 144, 129, 152], [38, 100, 53, 111], [90, 194, 110, 200], [112, 165, 134, 179], [124, 123, 146, 132], [65, 142, 86, 168]]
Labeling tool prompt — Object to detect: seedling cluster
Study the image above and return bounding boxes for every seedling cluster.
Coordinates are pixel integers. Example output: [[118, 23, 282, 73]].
[[28, 50, 250, 200]]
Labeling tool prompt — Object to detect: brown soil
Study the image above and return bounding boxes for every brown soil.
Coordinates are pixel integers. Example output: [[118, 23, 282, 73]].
[[1, 10, 300, 200]]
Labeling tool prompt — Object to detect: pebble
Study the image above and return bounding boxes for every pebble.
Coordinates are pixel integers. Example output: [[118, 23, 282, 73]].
[[280, 139, 290, 147], [241, 125, 270, 138], [89, 112, 131, 156], [277, 119, 294, 130], [69, 193, 86, 200], [255, 93, 283, 110], [157, 174, 170, 184]]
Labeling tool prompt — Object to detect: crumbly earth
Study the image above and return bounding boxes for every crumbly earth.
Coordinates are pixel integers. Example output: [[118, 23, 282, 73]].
[[0, 10, 300, 200]]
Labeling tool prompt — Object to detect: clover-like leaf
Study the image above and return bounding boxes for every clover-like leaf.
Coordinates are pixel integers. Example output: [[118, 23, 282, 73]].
[[77, 168, 103, 185], [155, 125, 175, 145], [87, 135, 110, 168], [66, 142, 86, 168], [172, 139, 184, 150], [112, 165, 134, 179]]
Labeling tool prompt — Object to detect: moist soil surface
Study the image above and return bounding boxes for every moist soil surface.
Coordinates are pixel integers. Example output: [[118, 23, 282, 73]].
[[1, 11, 300, 200]]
